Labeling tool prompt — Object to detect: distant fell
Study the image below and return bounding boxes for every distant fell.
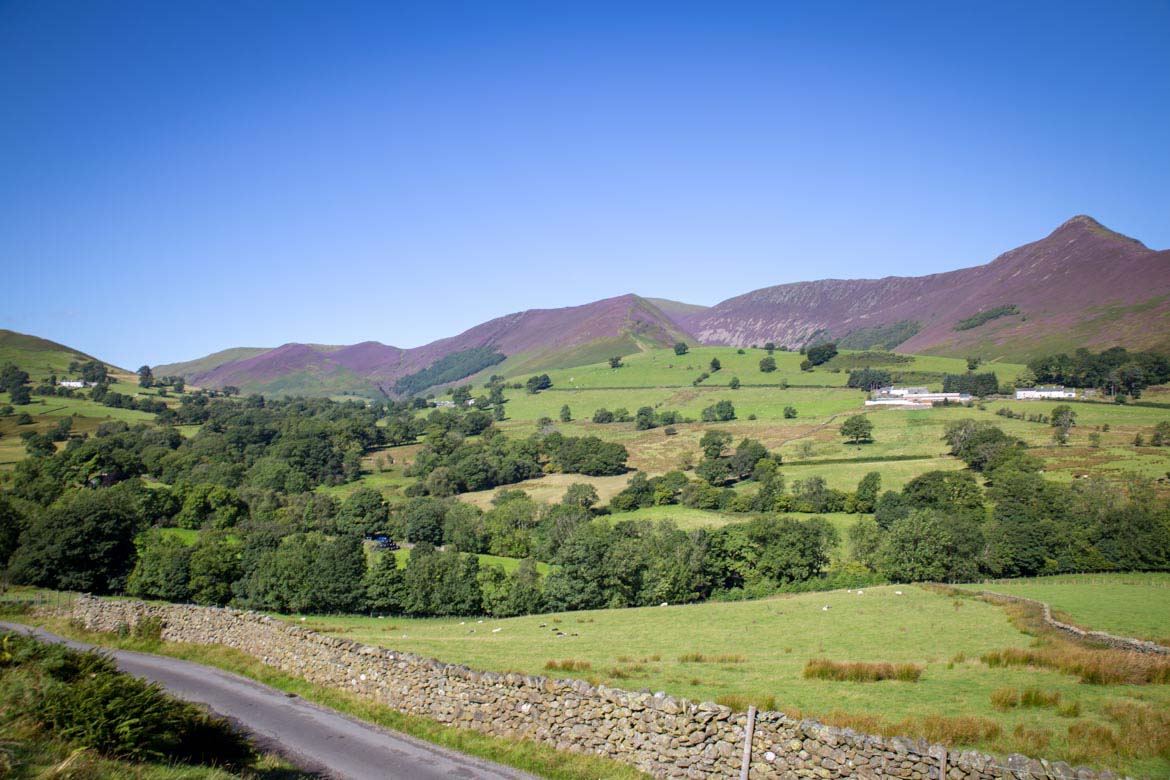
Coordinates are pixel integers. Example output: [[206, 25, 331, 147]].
[[160, 294, 693, 397], [689, 215, 1170, 361], [154, 347, 271, 379]]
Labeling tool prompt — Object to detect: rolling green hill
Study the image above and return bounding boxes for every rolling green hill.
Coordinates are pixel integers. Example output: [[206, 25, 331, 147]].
[[0, 329, 130, 380]]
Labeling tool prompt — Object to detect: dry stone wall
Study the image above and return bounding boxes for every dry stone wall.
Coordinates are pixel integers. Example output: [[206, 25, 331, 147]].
[[974, 590, 1170, 656], [70, 596, 1121, 780]]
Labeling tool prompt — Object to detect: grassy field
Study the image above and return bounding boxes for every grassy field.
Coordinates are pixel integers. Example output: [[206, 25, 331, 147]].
[[0, 391, 162, 469], [292, 579, 1170, 776], [458, 472, 633, 509], [977, 573, 1170, 644], [519, 346, 1028, 390], [603, 505, 858, 540]]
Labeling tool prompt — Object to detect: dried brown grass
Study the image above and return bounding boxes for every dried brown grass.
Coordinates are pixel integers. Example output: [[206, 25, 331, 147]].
[[803, 658, 922, 682]]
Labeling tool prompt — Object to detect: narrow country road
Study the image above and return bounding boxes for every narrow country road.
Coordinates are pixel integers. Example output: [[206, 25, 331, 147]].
[[0, 621, 539, 780]]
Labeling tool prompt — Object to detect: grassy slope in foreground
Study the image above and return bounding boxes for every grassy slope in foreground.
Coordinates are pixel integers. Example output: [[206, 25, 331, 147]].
[[300, 581, 1170, 777], [976, 573, 1170, 644]]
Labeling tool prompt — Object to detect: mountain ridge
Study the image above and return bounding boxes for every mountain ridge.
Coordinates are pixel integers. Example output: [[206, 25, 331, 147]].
[[152, 215, 1170, 395]]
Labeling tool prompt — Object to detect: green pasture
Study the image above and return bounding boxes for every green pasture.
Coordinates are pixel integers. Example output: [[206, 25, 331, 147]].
[[977, 573, 1170, 644], [499, 385, 865, 425], [298, 580, 1170, 776], [779, 456, 965, 493], [517, 347, 1027, 391]]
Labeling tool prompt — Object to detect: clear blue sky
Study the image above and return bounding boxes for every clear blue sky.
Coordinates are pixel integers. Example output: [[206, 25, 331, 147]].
[[1, 1, 1167, 369]]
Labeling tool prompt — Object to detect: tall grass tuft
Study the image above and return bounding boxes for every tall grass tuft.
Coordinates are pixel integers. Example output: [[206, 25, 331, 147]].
[[803, 658, 922, 683], [990, 686, 1061, 711], [677, 652, 746, 664], [980, 644, 1170, 685], [715, 693, 777, 712], [544, 658, 592, 673]]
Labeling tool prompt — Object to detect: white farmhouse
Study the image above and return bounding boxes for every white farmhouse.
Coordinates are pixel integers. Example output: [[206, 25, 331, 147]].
[[1015, 386, 1076, 400]]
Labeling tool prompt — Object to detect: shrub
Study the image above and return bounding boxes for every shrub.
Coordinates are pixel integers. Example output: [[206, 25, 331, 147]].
[[1, 635, 253, 767]]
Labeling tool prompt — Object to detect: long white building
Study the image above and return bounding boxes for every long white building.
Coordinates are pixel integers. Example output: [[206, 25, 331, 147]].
[[1015, 386, 1076, 400]]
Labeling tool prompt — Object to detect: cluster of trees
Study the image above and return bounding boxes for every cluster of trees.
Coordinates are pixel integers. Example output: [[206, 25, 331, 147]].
[[17, 417, 74, 459], [136, 366, 185, 391], [68, 361, 109, 384], [942, 372, 1000, 396], [592, 406, 687, 429], [847, 460, 1170, 582], [8, 396, 400, 510], [405, 428, 629, 497], [0, 476, 840, 615], [525, 374, 552, 394], [1028, 347, 1170, 399], [394, 347, 507, 397], [847, 369, 893, 391], [91, 385, 169, 414], [700, 400, 736, 422], [635, 406, 685, 430], [591, 407, 630, 423], [611, 457, 881, 516], [1, 363, 32, 405], [692, 431, 770, 487], [802, 342, 838, 367], [953, 304, 1019, 332]]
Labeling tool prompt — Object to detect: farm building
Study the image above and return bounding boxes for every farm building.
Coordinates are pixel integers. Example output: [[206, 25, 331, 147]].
[[868, 386, 971, 407], [1015, 386, 1076, 400]]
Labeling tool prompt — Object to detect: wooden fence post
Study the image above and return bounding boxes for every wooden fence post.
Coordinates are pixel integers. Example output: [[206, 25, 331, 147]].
[[739, 705, 757, 780]]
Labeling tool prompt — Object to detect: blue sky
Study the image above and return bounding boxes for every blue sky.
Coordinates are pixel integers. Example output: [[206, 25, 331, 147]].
[[1, 1, 1168, 369]]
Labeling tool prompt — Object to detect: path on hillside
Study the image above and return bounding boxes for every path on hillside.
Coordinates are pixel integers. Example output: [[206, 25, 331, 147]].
[[0, 621, 538, 780]]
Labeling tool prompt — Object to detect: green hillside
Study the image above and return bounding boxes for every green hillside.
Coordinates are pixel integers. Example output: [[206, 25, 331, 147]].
[[0, 329, 128, 379]]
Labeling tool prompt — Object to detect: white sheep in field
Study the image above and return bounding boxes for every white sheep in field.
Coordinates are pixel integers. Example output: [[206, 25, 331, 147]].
[[822, 605, 831, 611]]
